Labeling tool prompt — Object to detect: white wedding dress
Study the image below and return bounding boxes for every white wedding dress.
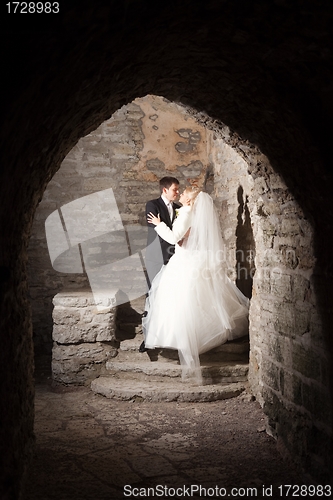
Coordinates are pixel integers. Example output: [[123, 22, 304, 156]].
[[143, 192, 250, 383]]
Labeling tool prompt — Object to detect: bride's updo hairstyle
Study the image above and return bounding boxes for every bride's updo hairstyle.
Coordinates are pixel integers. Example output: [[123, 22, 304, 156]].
[[184, 186, 201, 207]]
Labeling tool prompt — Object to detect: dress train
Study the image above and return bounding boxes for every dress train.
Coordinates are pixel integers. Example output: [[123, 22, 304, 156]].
[[143, 245, 249, 384]]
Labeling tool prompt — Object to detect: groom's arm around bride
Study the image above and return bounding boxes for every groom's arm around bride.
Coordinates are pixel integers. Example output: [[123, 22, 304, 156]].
[[144, 176, 180, 288]]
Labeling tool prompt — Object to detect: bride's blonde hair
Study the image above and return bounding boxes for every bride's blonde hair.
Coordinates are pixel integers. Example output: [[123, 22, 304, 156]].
[[184, 186, 201, 206]]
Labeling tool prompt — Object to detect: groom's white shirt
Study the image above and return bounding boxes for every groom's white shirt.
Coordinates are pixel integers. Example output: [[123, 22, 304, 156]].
[[161, 193, 174, 219], [154, 206, 192, 245]]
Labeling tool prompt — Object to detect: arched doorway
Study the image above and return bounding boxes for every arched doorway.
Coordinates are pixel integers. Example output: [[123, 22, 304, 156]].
[[28, 95, 254, 387], [1, 2, 332, 497]]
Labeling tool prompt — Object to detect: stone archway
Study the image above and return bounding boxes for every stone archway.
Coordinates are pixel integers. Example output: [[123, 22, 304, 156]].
[[29, 92, 330, 480], [1, 2, 333, 497], [28, 95, 255, 385]]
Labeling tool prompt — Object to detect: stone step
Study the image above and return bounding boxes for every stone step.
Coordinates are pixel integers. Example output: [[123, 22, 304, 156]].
[[116, 347, 179, 364], [118, 333, 249, 353], [91, 376, 248, 402], [116, 325, 143, 344], [116, 333, 249, 364], [106, 359, 248, 384], [211, 336, 250, 354], [116, 346, 249, 365], [200, 347, 249, 363]]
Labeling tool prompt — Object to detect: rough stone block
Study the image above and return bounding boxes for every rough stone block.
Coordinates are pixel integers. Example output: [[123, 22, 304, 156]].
[[254, 177, 269, 194], [270, 173, 287, 191], [271, 271, 292, 298], [52, 304, 116, 344], [257, 247, 276, 268], [280, 370, 302, 406], [111, 143, 136, 157], [294, 305, 310, 336], [52, 321, 114, 344], [302, 382, 332, 426], [53, 292, 95, 308], [83, 178, 114, 192], [274, 302, 295, 337], [261, 217, 277, 236], [277, 245, 299, 269], [294, 246, 311, 269], [53, 307, 81, 325], [52, 342, 117, 384], [268, 335, 284, 364], [292, 343, 321, 382], [280, 218, 300, 236], [292, 274, 310, 302], [261, 358, 280, 392], [253, 276, 270, 294]]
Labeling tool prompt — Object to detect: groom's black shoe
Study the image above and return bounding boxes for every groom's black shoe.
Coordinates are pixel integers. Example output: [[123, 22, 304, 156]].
[[139, 341, 148, 353]]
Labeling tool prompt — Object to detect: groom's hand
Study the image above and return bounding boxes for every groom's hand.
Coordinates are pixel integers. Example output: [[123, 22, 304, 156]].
[[147, 212, 161, 226]]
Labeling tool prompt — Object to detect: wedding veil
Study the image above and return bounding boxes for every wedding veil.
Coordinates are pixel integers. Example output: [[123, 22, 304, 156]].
[[179, 191, 249, 378], [185, 191, 229, 272]]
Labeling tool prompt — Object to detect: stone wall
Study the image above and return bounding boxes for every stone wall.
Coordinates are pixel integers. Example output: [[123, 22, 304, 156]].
[[211, 138, 255, 293], [207, 123, 331, 481]]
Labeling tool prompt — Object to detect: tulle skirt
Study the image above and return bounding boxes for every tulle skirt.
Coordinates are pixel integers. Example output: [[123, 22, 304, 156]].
[[143, 246, 250, 384]]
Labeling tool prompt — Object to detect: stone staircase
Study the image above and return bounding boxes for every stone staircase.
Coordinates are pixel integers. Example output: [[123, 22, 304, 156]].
[[91, 297, 250, 402]]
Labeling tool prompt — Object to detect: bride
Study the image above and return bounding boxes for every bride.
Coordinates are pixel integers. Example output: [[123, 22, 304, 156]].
[[142, 186, 250, 383]]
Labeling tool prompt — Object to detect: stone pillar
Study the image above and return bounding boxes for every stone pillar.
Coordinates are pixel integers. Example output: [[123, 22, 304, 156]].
[[52, 289, 118, 384]]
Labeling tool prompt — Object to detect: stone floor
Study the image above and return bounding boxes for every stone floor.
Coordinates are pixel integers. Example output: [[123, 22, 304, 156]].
[[22, 363, 310, 500]]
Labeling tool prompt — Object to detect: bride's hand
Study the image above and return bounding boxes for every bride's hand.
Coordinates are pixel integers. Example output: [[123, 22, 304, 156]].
[[147, 212, 161, 225]]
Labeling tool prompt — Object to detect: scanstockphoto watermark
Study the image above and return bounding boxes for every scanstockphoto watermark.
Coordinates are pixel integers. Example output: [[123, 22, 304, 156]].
[[45, 188, 287, 310], [183, 262, 284, 283], [123, 484, 259, 497], [180, 247, 286, 283], [45, 188, 153, 310], [123, 484, 332, 497]]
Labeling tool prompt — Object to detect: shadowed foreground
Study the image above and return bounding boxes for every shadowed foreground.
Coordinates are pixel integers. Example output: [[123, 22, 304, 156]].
[[23, 375, 310, 500]]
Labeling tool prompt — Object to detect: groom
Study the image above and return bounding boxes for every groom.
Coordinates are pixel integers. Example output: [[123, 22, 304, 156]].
[[140, 176, 180, 352]]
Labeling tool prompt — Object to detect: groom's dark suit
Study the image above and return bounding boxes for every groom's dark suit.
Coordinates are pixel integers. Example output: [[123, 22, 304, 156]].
[[145, 196, 180, 288]]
